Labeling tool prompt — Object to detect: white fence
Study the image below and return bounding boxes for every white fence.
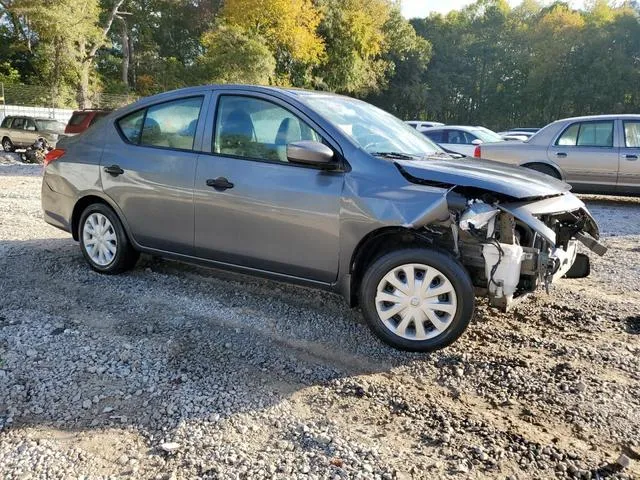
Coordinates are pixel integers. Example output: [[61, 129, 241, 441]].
[[0, 104, 74, 125]]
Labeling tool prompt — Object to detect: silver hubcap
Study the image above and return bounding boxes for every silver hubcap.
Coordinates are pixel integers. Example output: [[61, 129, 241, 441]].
[[83, 213, 117, 266], [375, 263, 458, 341]]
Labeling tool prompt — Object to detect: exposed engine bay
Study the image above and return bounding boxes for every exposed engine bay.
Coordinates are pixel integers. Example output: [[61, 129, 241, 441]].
[[422, 189, 607, 310]]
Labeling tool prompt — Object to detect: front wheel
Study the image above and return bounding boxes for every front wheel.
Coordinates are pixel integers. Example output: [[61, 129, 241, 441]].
[[2, 137, 14, 152], [359, 248, 475, 352], [79, 203, 139, 274]]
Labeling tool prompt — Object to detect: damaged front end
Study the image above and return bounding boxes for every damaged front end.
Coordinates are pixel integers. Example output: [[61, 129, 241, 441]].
[[394, 160, 607, 311], [448, 191, 606, 310]]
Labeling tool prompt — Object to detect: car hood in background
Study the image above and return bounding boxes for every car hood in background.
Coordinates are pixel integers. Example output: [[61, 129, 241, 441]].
[[395, 156, 571, 200]]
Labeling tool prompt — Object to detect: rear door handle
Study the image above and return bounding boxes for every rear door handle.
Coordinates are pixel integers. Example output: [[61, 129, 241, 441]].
[[556, 152, 567, 158], [625, 154, 638, 161], [206, 177, 234, 191], [104, 165, 124, 176]]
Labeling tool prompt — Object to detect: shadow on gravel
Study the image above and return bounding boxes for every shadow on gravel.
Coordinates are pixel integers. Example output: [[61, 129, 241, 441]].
[[0, 237, 419, 439]]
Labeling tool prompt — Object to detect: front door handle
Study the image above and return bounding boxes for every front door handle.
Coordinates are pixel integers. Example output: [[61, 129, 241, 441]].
[[104, 165, 124, 176], [206, 177, 234, 191], [625, 154, 638, 161], [556, 152, 567, 158]]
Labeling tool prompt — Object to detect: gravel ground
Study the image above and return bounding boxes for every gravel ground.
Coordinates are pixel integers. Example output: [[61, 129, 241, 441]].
[[1, 153, 639, 479]]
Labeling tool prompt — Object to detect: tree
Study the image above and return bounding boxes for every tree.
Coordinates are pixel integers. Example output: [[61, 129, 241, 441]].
[[366, 7, 432, 118], [315, 0, 391, 94], [198, 25, 276, 85], [9, 0, 124, 107], [221, 0, 324, 82]]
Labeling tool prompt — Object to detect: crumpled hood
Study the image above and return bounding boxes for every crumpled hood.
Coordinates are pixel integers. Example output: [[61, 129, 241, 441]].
[[396, 156, 571, 200]]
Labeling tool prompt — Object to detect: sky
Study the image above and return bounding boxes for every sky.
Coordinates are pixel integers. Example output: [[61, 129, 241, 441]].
[[400, 0, 585, 18]]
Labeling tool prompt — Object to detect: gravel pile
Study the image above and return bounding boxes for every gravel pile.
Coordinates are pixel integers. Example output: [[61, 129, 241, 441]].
[[0, 164, 639, 479]]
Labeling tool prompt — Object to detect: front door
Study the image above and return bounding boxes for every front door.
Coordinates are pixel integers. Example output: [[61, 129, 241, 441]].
[[547, 119, 619, 193], [10, 117, 26, 147], [194, 93, 343, 283], [618, 119, 640, 194], [101, 95, 206, 254]]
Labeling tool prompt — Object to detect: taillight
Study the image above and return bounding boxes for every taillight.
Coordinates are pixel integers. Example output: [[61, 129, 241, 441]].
[[44, 148, 65, 166], [473, 145, 481, 158]]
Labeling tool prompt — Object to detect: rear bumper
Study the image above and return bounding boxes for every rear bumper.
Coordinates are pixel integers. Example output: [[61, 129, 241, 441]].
[[41, 177, 72, 234]]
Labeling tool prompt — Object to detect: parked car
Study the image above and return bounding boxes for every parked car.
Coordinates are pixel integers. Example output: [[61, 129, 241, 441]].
[[421, 125, 504, 156], [406, 120, 444, 131], [1, 116, 65, 152], [476, 115, 640, 195], [42, 85, 605, 352], [65, 109, 111, 135]]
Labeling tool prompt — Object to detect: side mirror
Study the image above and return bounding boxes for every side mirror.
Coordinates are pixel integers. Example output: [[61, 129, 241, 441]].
[[471, 139, 483, 145], [287, 141, 335, 168]]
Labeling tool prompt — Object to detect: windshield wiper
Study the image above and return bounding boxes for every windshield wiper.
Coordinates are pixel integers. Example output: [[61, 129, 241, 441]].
[[370, 151, 418, 160]]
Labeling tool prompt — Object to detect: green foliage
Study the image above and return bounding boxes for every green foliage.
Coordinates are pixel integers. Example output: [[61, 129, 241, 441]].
[[0, 61, 21, 84], [198, 25, 276, 85], [315, 0, 392, 94]]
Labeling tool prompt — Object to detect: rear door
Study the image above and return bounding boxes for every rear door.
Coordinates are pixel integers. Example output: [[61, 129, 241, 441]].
[[618, 119, 640, 194], [101, 94, 208, 255], [193, 91, 344, 283], [547, 120, 618, 193], [24, 118, 38, 144]]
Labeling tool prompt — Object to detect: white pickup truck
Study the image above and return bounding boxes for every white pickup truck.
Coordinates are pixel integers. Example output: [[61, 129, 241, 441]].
[[1, 116, 66, 152]]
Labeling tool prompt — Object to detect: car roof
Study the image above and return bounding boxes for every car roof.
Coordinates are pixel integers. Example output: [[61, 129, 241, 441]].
[[555, 114, 640, 123], [120, 84, 353, 114]]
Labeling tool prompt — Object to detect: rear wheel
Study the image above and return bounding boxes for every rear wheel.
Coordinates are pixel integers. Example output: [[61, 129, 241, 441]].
[[2, 137, 14, 152], [359, 248, 475, 352], [79, 203, 139, 274], [524, 163, 561, 179]]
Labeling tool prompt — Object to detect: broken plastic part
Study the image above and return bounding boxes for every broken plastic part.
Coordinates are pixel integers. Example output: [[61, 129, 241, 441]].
[[459, 201, 500, 232]]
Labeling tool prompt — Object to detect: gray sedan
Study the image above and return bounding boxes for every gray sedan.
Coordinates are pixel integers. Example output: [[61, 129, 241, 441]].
[[476, 115, 640, 195], [41, 85, 606, 351]]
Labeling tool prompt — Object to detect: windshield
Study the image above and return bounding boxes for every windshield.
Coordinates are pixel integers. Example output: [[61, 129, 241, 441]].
[[302, 94, 444, 157], [36, 119, 65, 132], [471, 128, 503, 143]]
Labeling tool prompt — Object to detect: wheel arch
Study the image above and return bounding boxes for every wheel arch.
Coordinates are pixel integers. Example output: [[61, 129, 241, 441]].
[[521, 161, 564, 180], [71, 193, 135, 244], [347, 226, 437, 307]]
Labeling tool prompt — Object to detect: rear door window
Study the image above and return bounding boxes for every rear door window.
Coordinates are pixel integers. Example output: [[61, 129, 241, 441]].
[[140, 97, 203, 150], [25, 118, 36, 131], [557, 121, 614, 147]]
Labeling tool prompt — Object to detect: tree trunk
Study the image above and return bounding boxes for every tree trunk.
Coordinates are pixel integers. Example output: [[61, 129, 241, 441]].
[[118, 16, 130, 87]]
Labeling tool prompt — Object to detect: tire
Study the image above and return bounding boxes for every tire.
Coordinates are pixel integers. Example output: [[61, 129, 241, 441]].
[[2, 137, 14, 153], [359, 248, 475, 352], [524, 163, 561, 179], [78, 203, 139, 274]]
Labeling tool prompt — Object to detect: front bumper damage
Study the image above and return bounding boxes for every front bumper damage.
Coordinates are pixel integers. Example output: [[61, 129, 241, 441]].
[[451, 192, 607, 311]]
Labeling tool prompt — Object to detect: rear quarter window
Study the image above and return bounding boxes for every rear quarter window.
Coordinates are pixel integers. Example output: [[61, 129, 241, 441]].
[[1, 117, 12, 128], [117, 110, 145, 144]]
